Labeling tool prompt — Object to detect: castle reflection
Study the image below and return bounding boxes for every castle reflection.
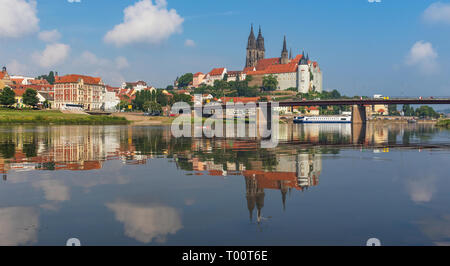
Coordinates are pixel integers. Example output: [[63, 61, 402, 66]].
[[0, 123, 444, 222]]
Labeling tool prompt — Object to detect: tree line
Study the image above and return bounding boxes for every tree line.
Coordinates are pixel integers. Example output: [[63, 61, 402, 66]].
[[0, 87, 40, 108]]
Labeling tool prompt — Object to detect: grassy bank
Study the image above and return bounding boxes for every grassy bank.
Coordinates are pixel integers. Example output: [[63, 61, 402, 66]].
[[0, 110, 128, 125], [437, 119, 450, 128]]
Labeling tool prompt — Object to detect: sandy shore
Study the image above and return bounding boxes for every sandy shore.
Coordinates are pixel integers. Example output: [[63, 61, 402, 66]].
[[112, 112, 174, 125]]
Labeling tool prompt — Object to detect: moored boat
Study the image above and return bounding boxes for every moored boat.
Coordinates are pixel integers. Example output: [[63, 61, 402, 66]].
[[294, 115, 352, 124]]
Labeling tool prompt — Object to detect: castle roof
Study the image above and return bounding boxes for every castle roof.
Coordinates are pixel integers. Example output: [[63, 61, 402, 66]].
[[255, 58, 280, 71], [251, 62, 298, 75]]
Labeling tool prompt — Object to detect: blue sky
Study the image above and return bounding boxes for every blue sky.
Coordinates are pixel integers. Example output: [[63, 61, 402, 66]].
[[0, 0, 449, 96]]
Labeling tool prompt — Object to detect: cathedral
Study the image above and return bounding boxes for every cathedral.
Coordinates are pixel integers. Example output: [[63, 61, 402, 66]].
[[244, 25, 323, 93]]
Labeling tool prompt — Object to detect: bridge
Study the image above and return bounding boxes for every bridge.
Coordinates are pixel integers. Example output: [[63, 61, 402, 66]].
[[254, 98, 450, 124]]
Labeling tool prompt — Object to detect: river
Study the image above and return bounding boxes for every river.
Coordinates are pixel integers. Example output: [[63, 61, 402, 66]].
[[0, 123, 449, 245]]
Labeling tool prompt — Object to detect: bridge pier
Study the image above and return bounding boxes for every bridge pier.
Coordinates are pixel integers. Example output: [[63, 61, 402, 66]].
[[256, 105, 272, 138], [352, 105, 367, 124]]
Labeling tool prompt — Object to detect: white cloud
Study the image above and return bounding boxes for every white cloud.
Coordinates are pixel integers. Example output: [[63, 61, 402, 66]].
[[184, 39, 195, 47], [368, 0, 381, 3], [0, 0, 39, 38], [115, 56, 130, 70], [104, 0, 184, 46], [423, 2, 450, 25], [68, 0, 81, 3], [72, 51, 129, 85], [405, 41, 439, 75], [107, 201, 183, 243], [6, 60, 28, 75], [32, 43, 70, 68], [38, 29, 61, 43]]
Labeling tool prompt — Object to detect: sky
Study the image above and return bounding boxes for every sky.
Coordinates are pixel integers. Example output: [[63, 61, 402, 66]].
[[0, 0, 449, 97]]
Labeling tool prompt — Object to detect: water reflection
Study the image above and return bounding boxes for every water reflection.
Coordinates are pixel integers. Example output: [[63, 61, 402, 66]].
[[0, 123, 448, 245]]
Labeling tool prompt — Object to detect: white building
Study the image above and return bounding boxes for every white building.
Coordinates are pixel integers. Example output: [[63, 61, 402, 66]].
[[121, 81, 148, 92], [103, 89, 120, 111]]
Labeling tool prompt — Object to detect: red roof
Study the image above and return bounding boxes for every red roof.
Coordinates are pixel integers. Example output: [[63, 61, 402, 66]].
[[250, 62, 298, 75], [0, 72, 7, 80], [255, 58, 280, 71], [220, 97, 260, 104], [243, 67, 255, 74], [13, 88, 27, 97], [209, 68, 225, 76], [193, 72, 204, 77], [55, 74, 102, 85], [30, 79, 50, 85], [11, 78, 24, 85]]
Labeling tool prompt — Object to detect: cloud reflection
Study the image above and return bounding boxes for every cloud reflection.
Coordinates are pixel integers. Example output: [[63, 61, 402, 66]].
[[106, 201, 182, 244], [0, 207, 39, 246]]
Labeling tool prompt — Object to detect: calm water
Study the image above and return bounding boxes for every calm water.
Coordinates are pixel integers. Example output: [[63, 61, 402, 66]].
[[0, 123, 449, 246]]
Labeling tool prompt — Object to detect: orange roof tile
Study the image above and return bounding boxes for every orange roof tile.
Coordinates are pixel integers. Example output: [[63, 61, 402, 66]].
[[220, 97, 260, 104], [209, 68, 225, 76], [250, 62, 298, 75], [243, 67, 255, 74], [193, 72, 204, 77], [55, 74, 102, 85], [255, 58, 280, 71]]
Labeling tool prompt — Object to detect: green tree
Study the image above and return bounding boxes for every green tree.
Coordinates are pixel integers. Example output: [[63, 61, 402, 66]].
[[177, 73, 193, 88], [143, 101, 162, 113], [262, 75, 278, 91], [415, 106, 440, 118], [388, 104, 398, 116], [36, 71, 56, 84], [23, 88, 39, 107], [402, 104, 415, 116], [0, 87, 16, 106]]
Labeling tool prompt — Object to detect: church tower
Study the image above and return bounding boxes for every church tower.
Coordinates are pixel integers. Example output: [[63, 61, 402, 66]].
[[246, 25, 258, 68], [281, 36, 289, 64], [297, 51, 310, 93], [256, 26, 265, 62]]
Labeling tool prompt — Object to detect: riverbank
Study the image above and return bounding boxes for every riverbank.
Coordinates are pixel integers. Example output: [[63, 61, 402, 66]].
[[437, 119, 450, 128], [0, 110, 128, 125], [112, 112, 175, 125]]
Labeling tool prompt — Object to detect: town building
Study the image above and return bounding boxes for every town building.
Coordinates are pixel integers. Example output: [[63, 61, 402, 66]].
[[0, 67, 13, 88], [203, 68, 227, 86], [54, 74, 105, 111], [192, 72, 205, 88], [121, 81, 149, 91], [226, 71, 246, 82], [104, 87, 120, 111]]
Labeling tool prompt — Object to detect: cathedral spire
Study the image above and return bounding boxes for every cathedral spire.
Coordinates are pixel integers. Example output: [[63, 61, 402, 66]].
[[256, 25, 265, 51], [281, 35, 289, 64], [247, 24, 256, 49]]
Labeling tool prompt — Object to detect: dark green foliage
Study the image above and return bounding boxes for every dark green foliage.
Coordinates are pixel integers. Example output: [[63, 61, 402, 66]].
[[0, 87, 16, 106], [23, 88, 39, 107], [178, 73, 193, 88], [262, 75, 278, 91]]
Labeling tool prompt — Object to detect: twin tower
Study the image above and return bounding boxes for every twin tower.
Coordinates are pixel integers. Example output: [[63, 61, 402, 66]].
[[245, 25, 290, 68]]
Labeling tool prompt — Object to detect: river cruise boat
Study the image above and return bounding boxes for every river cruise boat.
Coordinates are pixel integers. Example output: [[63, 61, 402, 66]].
[[294, 115, 352, 124]]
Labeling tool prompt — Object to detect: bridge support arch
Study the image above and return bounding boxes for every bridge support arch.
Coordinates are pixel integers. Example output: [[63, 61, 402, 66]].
[[352, 105, 367, 124]]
